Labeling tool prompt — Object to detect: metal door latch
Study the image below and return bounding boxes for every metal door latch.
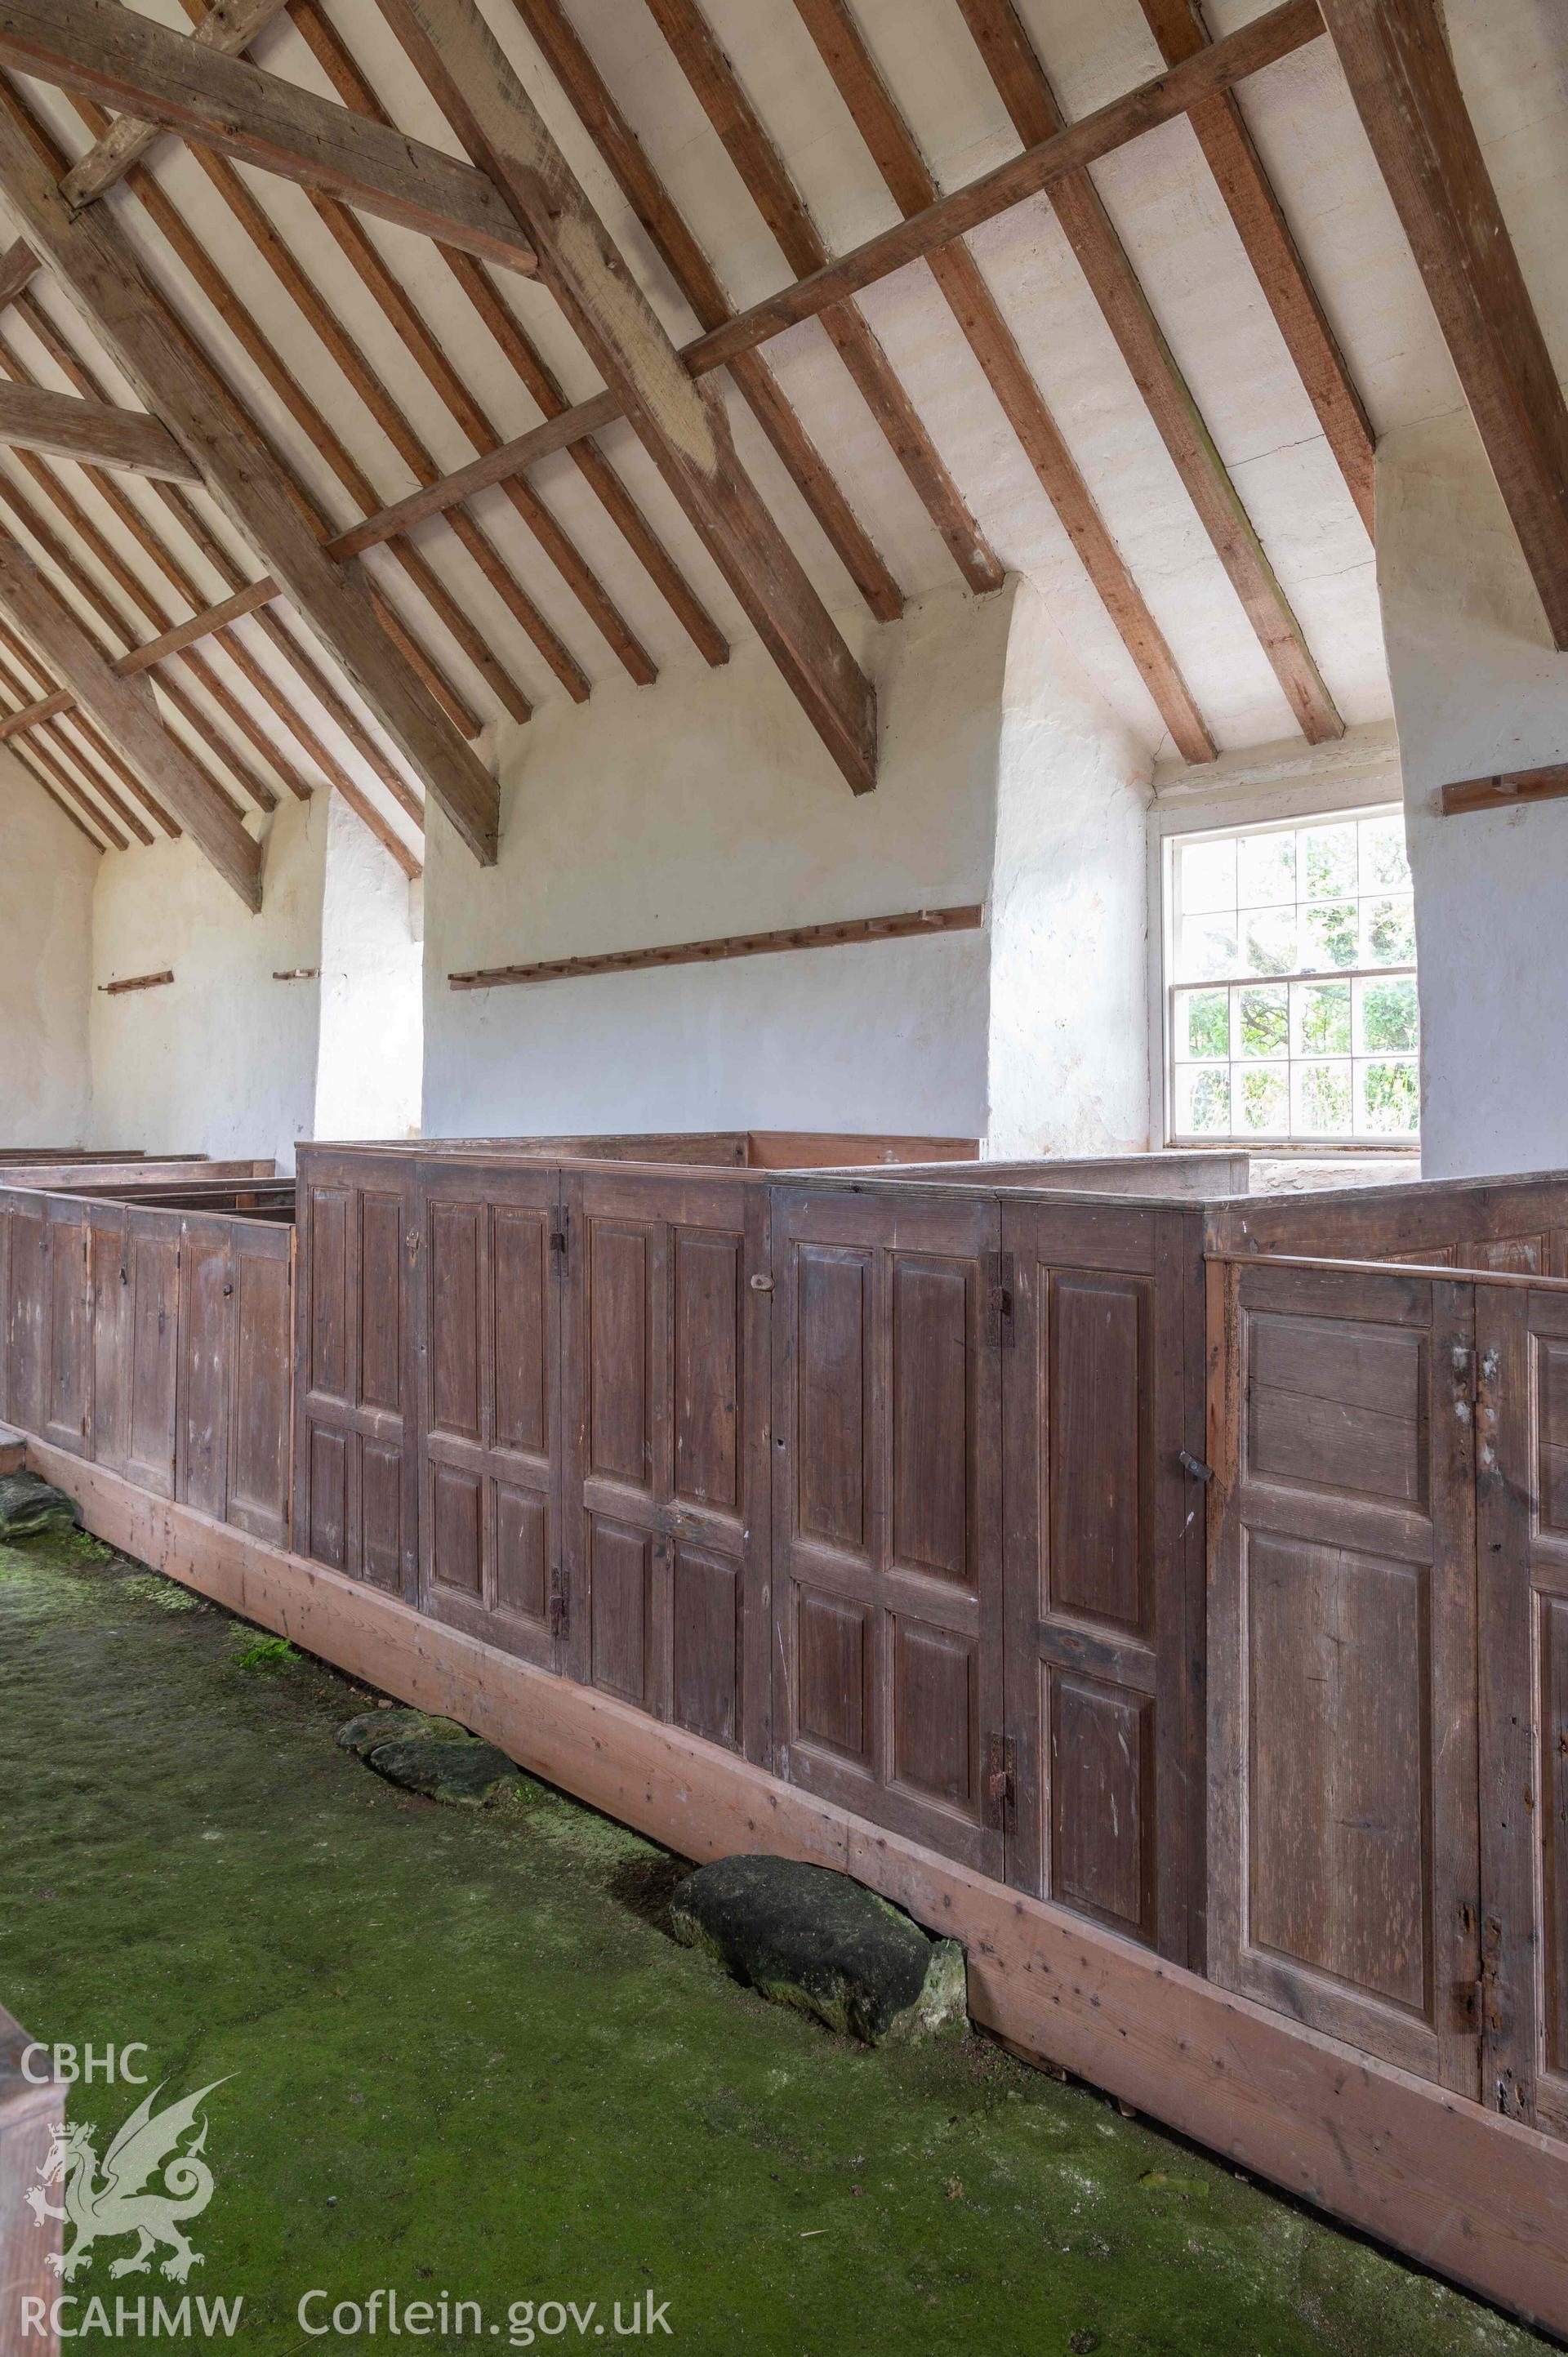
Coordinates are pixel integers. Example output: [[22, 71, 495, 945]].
[[1178, 1450, 1214, 1483]]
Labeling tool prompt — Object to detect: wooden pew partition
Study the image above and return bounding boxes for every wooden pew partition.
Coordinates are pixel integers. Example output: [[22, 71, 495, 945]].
[[294, 1147, 1217, 1965], [0, 1186, 292, 1545]]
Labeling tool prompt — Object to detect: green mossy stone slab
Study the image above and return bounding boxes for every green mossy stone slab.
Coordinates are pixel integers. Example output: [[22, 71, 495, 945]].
[[0, 1471, 82, 1540], [670, 1855, 967, 2047], [336, 1708, 469, 1756], [364, 1734, 523, 1808]]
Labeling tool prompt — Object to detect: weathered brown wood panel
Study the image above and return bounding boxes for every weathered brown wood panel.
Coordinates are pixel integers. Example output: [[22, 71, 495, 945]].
[[2, 1194, 48, 1441], [416, 1157, 560, 1667], [293, 1147, 416, 1593], [1208, 1170, 1568, 1273], [1471, 1284, 1568, 2129], [770, 1182, 1004, 1869], [563, 1165, 770, 1758], [1001, 1199, 1207, 1959], [1208, 1258, 1482, 2095]]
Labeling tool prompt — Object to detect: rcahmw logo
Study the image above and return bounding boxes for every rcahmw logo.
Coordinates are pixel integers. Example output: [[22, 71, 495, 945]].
[[19, 2070, 243, 2339]]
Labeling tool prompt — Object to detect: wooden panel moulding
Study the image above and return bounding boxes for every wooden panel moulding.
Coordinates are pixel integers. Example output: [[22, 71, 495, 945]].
[[450, 905, 985, 990]]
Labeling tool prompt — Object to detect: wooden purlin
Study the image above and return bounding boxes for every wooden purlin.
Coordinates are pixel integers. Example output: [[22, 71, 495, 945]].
[[645, 0, 1004, 599], [510, 0, 905, 625], [936, 0, 1343, 745], [1131, 0, 1376, 536], [166, 123, 590, 709]]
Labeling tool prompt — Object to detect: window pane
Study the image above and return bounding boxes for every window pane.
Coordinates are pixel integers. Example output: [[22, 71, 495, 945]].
[[1360, 814, 1411, 891], [1365, 895, 1416, 968], [1237, 830, 1295, 908], [1178, 916, 1239, 982], [1295, 1061, 1353, 1136], [1359, 1059, 1420, 1135], [1178, 835, 1236, 915], [1303, 901, 1359, 970], [1302, 823, 1357, 900], [1296, 978, 1351, 1056], [1238, 985, 1288, 1058], [1237, 1065, 1289, 1136], [1167, 809, 1419, 1145], [1357, 975, 1419, 1054], [1177, 987, 1230, 1059], [1175, 1064, 1232, 1134], [1242, 906, 1298, 976]]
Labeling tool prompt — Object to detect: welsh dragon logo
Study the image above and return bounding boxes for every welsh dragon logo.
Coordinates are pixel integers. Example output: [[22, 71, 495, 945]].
[[25, 2079, 228, 2283]]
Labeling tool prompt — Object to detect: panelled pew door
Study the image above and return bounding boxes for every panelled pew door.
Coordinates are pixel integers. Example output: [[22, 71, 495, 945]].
[[416, 1160, 562, 1669], [1208, 1259, 1483, 2098], [769, 1185, 1005, 1875], [560, 1167, 771, 1762], [1000, 1201, 1201, 1959]]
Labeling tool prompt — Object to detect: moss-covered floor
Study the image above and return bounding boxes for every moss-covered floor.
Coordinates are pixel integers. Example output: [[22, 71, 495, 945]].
[[0, 1532, 1547, 2357]]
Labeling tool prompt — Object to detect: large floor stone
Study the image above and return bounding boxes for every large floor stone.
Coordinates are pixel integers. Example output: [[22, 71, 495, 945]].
[[670, 1854, 967, 2046]]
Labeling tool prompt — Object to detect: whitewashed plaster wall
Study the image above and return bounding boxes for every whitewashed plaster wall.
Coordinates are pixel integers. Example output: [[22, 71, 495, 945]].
[[1379, 408, 1568, 1180], [0, 755, 95, 1148], [88, 795, 326, 1172], [314, 788, 423, 1143], [423, 587, 1018, 1143], [986, 584, 1152, 1156]]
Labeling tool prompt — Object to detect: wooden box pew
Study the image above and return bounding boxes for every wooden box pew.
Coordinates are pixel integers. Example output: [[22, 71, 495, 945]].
[[0, 1184, 292, 1545]]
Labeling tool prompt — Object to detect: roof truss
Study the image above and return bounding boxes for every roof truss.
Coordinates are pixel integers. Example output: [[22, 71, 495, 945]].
[[0, 0, 538, 270], [0, 524, 261, 904], [0, 91, 501, 864], [379, 0, 880, 795]]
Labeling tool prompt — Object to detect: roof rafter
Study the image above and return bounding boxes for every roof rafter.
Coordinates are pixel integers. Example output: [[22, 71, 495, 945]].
[[0, 525, 261, 902], [0, 0, 1323, 733], [507, 0, 905, 625], [378, 0, 880, 796], [1317, 0, 1568, 649], [282, 0, 701, 687], [0, 74, 497, 742], [0, 96, 502, 862], [645, 0, 1003, 599], [0, 0, 539, 273], [804, 0, 1340, 746], [1133, 0, 1375, 537]]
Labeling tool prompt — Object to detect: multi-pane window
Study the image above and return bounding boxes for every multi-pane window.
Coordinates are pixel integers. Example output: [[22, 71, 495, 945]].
[[1166, 807, 1418, 1144]]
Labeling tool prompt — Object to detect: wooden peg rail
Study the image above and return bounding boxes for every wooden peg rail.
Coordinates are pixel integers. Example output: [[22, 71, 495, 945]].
[[1441, 762, 1568, 816], [98, 969, 174, 995], [448, 903, 984, 991]]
